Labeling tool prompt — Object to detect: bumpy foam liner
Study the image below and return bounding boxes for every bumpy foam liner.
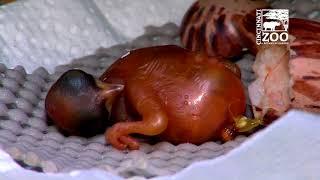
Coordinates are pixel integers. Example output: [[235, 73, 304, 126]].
[[0, 1, 318, 177], [0, 23, 253, 178]]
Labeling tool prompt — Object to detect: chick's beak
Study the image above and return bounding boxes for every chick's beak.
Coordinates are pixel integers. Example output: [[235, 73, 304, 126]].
[[96, 80, 124, 112]]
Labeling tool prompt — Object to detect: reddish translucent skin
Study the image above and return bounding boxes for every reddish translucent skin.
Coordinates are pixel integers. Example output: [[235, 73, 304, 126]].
[[100, 45, 246, 150]]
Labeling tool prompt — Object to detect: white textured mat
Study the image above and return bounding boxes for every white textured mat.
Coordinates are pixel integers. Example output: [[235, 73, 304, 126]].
[[0, 0, 194, 73], [1, 0, 318, 73], [1, 111, 320, 180], [0, 24, 252, 178], [0, 0, 319, 179], [0, 0, 320, 73], [154, 111, 320, 180]]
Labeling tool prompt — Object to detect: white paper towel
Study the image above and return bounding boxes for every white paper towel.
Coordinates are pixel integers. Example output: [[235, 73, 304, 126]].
[[0, 0, 194, 73]]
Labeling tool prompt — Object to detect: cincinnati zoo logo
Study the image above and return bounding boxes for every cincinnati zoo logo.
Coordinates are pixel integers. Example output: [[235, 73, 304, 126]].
[[256, 9, 289, 45]]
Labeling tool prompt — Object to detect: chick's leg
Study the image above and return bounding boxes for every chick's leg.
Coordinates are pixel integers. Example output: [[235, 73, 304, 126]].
[[105, 83, 168, 150]]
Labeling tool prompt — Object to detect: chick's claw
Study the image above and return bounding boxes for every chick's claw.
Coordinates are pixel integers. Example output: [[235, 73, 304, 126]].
[[105, 123, 140, 150], [119, 136, 139, 150], [106, 128, 126, 150]]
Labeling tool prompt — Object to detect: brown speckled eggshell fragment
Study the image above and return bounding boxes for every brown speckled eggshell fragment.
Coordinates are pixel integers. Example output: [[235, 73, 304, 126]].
[[180, 0, 269, 58]]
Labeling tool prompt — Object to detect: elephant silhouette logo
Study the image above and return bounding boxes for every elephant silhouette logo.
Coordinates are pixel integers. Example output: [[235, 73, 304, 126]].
[[263, 21, 281, 31]]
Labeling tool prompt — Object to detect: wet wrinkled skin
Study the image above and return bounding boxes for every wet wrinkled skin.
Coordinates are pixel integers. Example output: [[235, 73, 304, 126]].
[[100, 45, 246, 150], [45, 70, 123, 137], [45, 45, 246, 150]]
